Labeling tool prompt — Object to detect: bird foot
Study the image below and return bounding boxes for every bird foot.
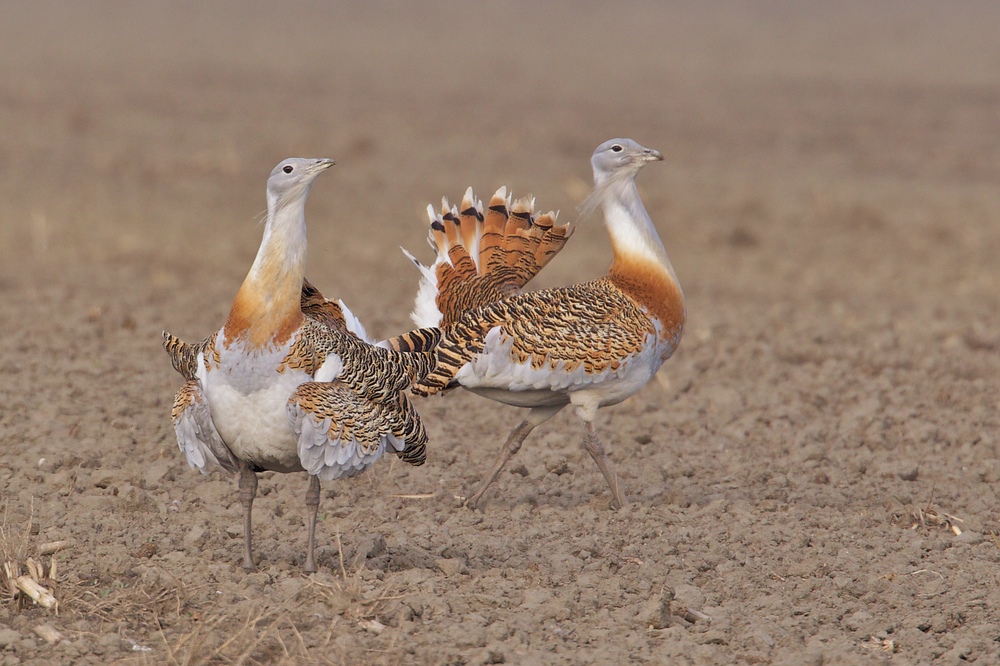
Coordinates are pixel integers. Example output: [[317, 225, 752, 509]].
[[304, 552, 317, 574], [462, 491, 485, 511]]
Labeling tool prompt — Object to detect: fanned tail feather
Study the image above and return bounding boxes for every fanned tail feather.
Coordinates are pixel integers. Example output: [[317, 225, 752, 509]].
[[163, 331, 205, 381], [404, 186, 573, 329], [532, 211, 570, 267], [479, 187, 511, 271], [441, 204, 476, 278], [380, 326, 442, 354], [410, 318, 491, 397], [377, 327, 442, 385], [458, 188, 482, 267]]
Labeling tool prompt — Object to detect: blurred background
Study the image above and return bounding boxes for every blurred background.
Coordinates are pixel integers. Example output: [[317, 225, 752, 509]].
[[2, 1, 998, 337]]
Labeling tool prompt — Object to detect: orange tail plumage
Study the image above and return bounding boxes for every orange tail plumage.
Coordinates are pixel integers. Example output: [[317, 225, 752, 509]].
[[403, 186, 573, 328]]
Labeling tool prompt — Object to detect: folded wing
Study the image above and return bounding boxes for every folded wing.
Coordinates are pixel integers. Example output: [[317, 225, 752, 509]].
[[288, 380, 427, 481], [171, 379, 239, 473]]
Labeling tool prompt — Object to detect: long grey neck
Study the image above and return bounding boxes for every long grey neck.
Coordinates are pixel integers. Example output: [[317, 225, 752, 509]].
[[242, 192, 308, 299], [599, 174, 672, 271]]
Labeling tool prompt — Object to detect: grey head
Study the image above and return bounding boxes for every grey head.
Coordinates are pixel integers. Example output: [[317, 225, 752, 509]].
[[590, 139, 663, 186], [266, 157, 336, 208]]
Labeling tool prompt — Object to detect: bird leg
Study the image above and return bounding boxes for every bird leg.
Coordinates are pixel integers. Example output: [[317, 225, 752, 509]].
[[581, 420, 629, 509], [465, 404, 564, 509], [304, 475, 321, 574], [237, 461, 258, 571]]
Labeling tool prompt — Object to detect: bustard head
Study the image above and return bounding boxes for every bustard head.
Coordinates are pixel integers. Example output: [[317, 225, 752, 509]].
[[266, 157, 336, 210], [590, 139, 663, 186]]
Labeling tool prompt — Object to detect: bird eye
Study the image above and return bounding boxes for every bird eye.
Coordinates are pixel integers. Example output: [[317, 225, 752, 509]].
[[611, 144, 623, 153], [283, 165, 294, 174]]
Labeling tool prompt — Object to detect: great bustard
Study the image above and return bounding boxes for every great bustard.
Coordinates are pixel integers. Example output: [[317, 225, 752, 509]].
[[163, 158, 436, 572], [394, 139, 684, 509]]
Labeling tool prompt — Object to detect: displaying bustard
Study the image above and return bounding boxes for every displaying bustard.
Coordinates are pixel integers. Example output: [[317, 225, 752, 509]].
[[395, 139, 684, 509], [163, 157, 436, 572]]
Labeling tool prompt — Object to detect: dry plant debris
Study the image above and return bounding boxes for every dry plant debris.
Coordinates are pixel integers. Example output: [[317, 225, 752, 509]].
[[32, 623, 65, 644], [903, 491, 966, 536], [910, 505, 964, 535], [0, 500, 64, 613], [140, 570, 402, 666], [860, 635, 899, 653]]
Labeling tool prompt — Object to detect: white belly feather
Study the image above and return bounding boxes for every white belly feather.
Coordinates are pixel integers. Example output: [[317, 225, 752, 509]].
[[456, 326, 665, 409], [199, 336, 313, 472]]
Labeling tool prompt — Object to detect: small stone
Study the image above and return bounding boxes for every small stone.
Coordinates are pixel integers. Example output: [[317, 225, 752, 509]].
[[484, 649, 505, 664], [275, 577, 307, 597], [435, 558, 467, 576], [32, 624, 64, 645], [700, 630, 728, 645], [978, 459, 1000, 483], [940, 642, 972, 662], [143, 460, 173, 489], [802, 651, 824, 666], [356, 534, 386, 559], [358, 619, 385, 634], [510, 464, 529, 477], [954, 531, 983, 545], [0, 628, 21, 648], [545, 459, 570, 475], [92, 474, 115, 490], [674, 584, 705, 611], [643, 587, 673, 629], [184, 526, 208, 548], [843, 610, 874, 632], [120, 486, 159, 513], [898, 466, 919, 482], [225, 525, 242, 539]]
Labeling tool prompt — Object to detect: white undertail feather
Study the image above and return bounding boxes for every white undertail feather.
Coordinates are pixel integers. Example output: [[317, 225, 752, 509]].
[[337, 298, 373, 343], [407, 198, 470, 328]]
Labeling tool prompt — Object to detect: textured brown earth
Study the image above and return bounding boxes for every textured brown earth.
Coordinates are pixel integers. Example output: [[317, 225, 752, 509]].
[[1, 2, 1000, 664]]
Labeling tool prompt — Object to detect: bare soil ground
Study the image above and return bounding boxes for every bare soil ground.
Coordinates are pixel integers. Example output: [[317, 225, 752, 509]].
[[1, 2, 999, 664]]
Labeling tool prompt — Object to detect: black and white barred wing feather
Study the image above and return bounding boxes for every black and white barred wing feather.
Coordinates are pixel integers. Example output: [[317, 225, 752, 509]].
[[287, 327, 433, 481], [288, 382, 425, 480]]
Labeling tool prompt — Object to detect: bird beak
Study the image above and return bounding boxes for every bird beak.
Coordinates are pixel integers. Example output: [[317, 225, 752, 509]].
[[315, 158, 336, 170], [644, 149, 664, 162]]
